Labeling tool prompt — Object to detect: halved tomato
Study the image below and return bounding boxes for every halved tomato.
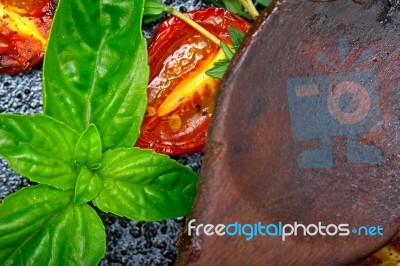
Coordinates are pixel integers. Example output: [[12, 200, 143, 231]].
[[354, 237, 400, 265], [0, 0, 55, 74], [136, 7, 250, 155]]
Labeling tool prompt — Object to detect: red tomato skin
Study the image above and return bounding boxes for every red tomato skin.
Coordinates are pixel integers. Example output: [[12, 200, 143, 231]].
[[0, 0, 55, 74], [136, 7, 250, 155]]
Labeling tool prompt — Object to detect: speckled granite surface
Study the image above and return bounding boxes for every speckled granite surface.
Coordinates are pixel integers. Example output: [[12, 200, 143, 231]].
[[0, 0, 208, 265]]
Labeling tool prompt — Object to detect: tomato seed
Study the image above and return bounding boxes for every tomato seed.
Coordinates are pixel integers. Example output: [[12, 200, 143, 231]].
[[169, 114, 182, 132]]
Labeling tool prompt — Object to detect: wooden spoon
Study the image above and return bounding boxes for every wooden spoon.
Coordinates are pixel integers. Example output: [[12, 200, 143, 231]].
[[177, 0, 400, 265]]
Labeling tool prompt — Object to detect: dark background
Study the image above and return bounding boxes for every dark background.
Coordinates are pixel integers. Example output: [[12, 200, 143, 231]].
[[0, 0, 209, 265]]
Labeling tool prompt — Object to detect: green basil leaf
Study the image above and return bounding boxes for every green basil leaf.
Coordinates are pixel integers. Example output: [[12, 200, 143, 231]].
[[222, 0, 251, 18], [257, 0, 273, 7], [74, 167, 104, 205], [228, 26, 245, 51], [209, 0, 251, 19], [144, 0, 167, 17], [143, 14, 164, 24], [221, 41, 234, 60], [208, 0, 224, 8], [0, 114, 79, 190], [93, 148, 198, 221], [74, 124, 102, 167], [0, 185, 105, 266], [143, 0, 166, 23], [205, 59, 230, 79], [43, 0, 149, 150]]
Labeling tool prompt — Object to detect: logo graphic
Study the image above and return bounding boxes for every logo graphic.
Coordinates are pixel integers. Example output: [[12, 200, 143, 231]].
[[187, 219, 384, 242], [286, 39, 382, 169]]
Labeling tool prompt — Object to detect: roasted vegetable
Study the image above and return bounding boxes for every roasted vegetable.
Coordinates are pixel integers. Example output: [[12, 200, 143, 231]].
[[0, 0, 55, 74], [136, 7, 250, 155]]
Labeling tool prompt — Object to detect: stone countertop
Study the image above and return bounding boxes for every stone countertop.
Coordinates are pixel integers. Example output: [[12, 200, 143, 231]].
[[0, 0, 209, 265]]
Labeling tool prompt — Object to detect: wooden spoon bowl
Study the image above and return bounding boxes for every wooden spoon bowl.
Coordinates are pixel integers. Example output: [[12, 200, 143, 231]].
[[177, 0, 400, 265]]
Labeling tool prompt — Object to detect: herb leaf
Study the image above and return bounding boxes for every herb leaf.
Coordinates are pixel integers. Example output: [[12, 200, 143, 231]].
[[205, 59, 230, 79], [205, 43, 234, 79], [220, 41, 234, 60], [208, 0, 251, 19], [0, 0, 200, 264], [143, 0, 167, 23], [74, 124, 102, 168], [92, 148, 198, 221], [0, 114, 79, 190], [144, 0, 166, 15], [74, 167, 104, 205], [206, 27, 246, 79], [0, 185, 105, 265], [43, 0, 149, 150], [257, 0, 273, 7], [228, 26, 245, 51]]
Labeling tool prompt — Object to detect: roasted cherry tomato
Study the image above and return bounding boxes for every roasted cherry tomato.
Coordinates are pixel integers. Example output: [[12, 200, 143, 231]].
[[354, 237, 400, 266], [0, 0, 55, 74], [136, 7, 250, 155]]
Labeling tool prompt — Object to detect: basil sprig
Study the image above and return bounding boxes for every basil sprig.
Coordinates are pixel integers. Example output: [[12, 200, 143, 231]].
[[208, 0, 252, 19], [0, 0, 198, 265], [206, 26, 245, 79], [208, 0, 274, 19]]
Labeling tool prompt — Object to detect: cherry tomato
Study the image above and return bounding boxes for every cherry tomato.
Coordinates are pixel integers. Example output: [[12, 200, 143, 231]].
[[136, 7, 250, 155], [354, 237, 400, 265], [0, 0, 55, 74]]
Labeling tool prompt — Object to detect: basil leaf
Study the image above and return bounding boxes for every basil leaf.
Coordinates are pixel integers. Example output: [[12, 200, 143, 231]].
[[257, 0, 273, 7], [222, 0, 251, 18], [74, 124, 102, 168], [228, 26, 245, 51], [93, 148, 198, 221], [144, 0, 167, 17], [206, 27, 244, 79], [205, 59, 230, 79], [43, 0, 149, 150], [221, 41, 234, 60], [0, 185, 105, 266], [74, 167, 104, 205], [143, 0, 168, 23], [208, 0, 224, 8], [0, 114, 79, 190], [144, 14, 164, 24], [209, 0, 251, 19]]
